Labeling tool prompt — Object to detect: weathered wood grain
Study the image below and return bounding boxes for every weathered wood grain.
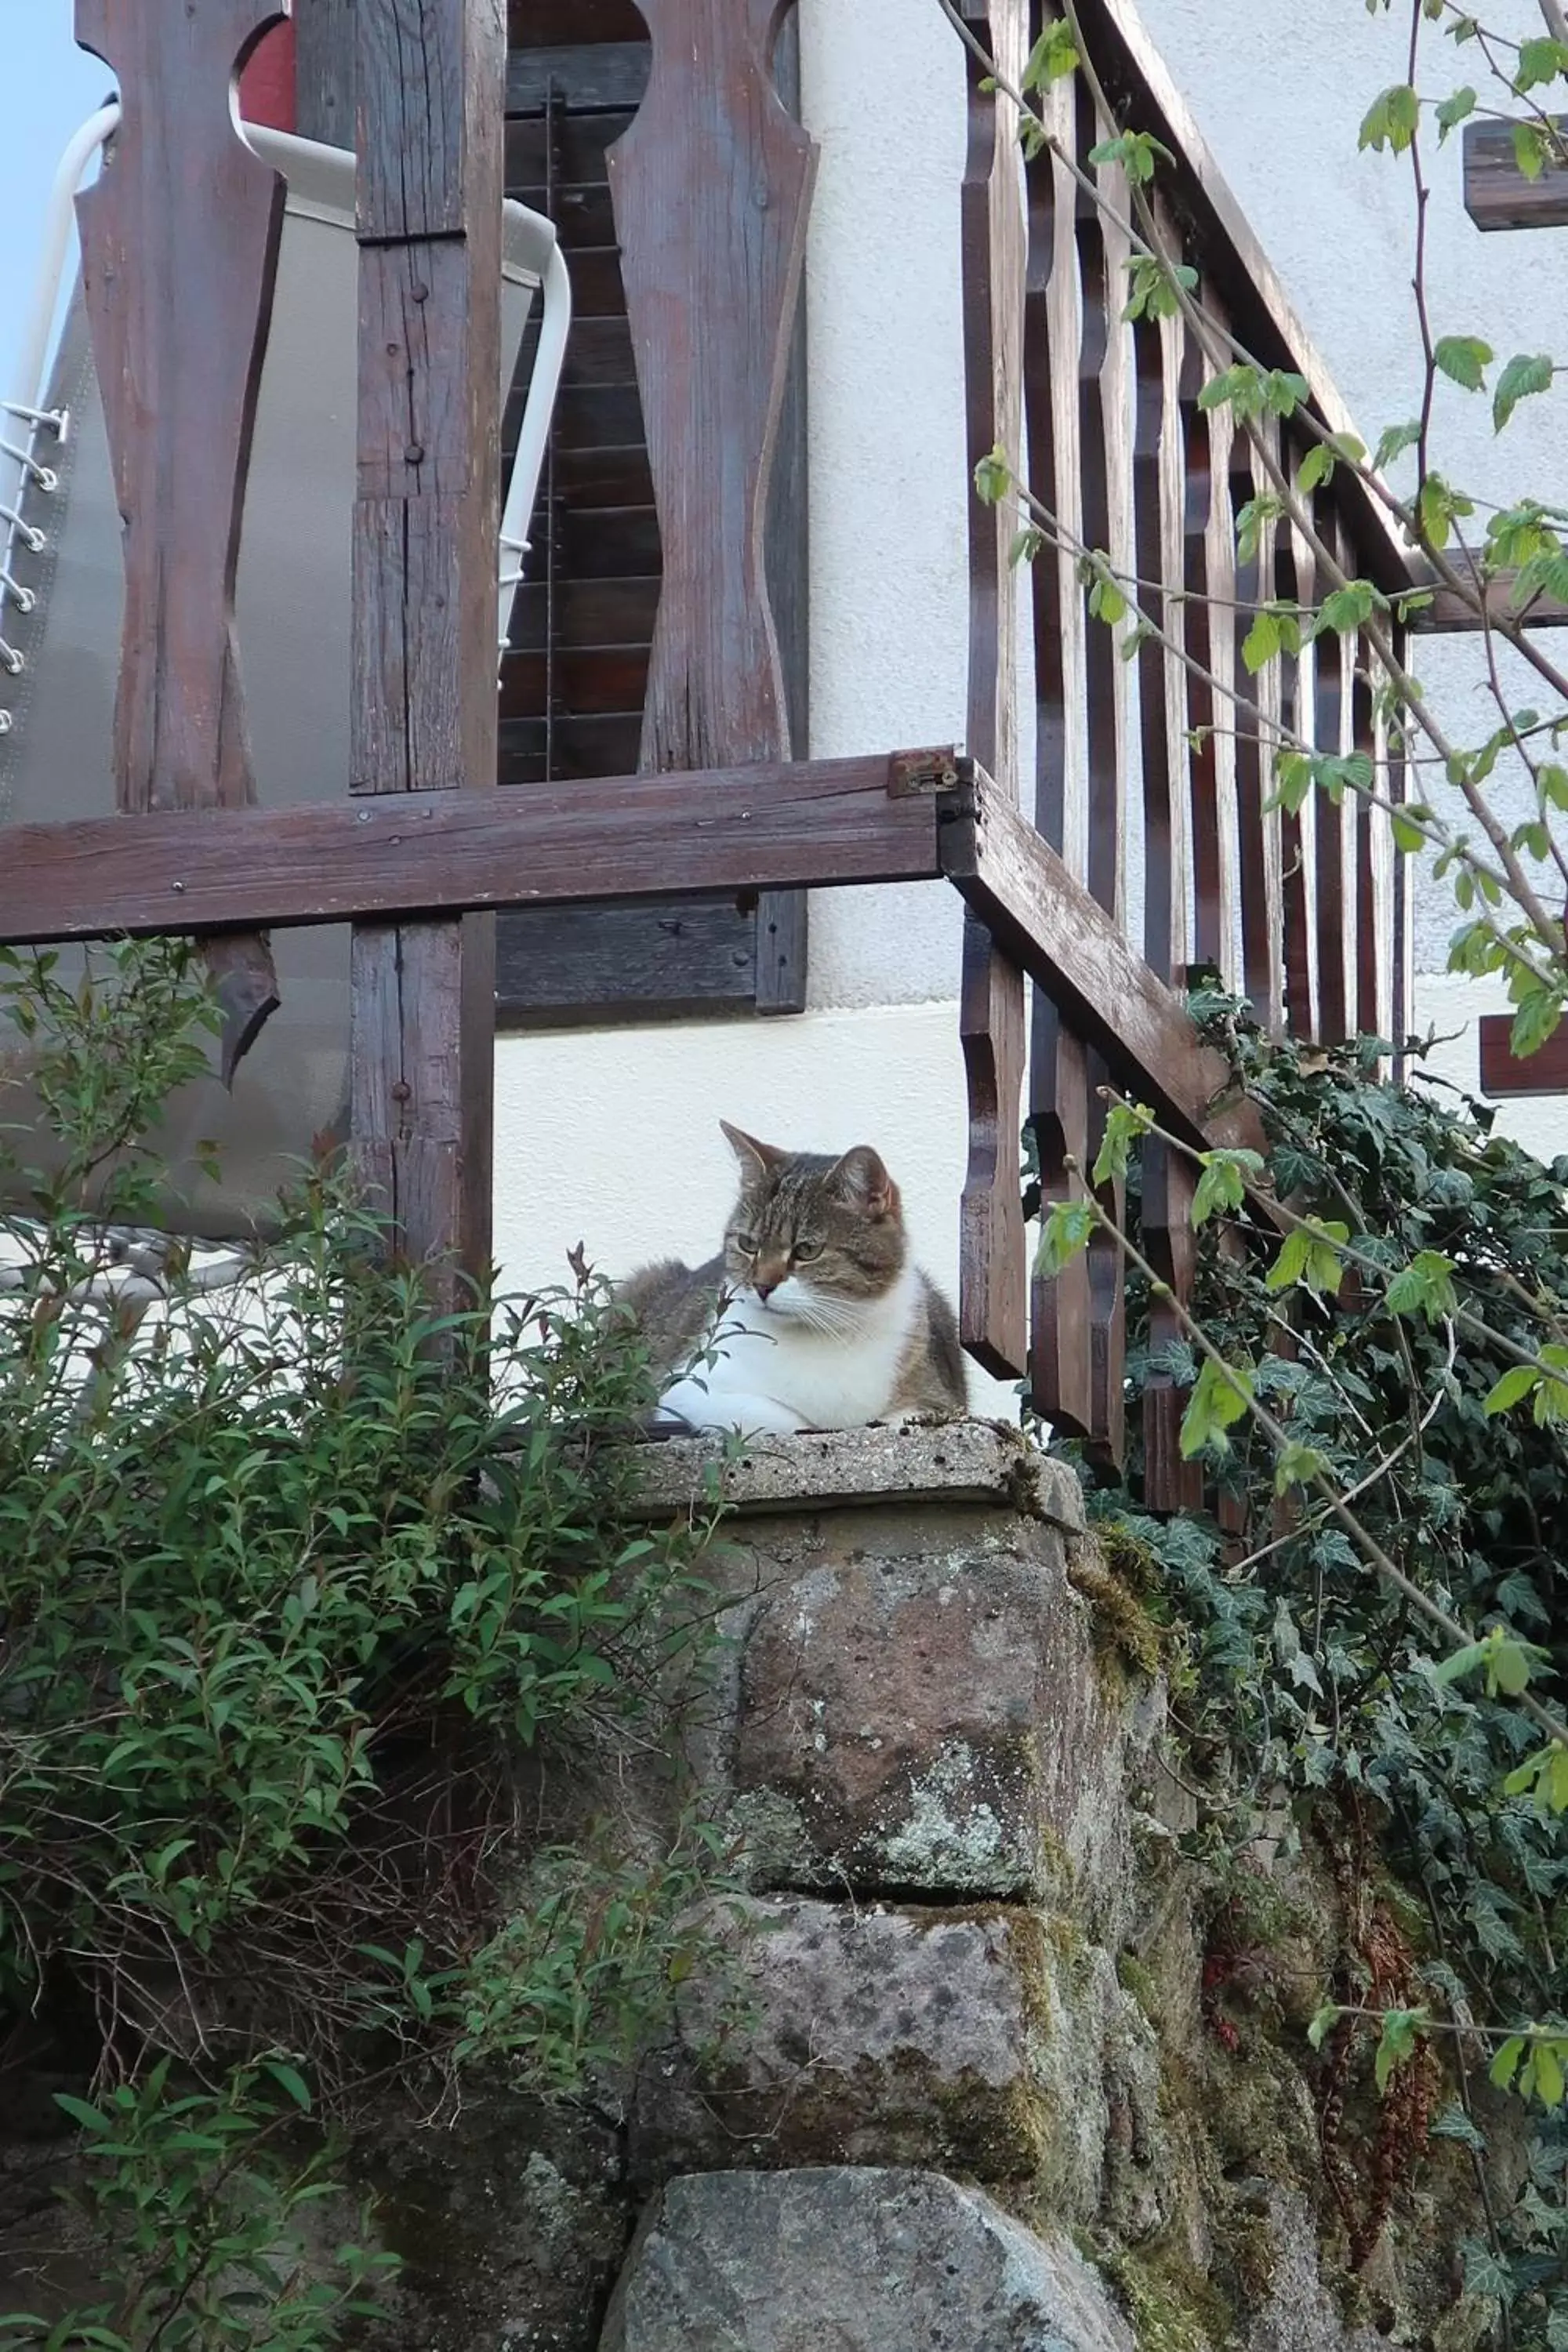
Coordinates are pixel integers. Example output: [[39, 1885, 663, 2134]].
[[0, 757, 960, 942], [1462, 115, 1568, 230], [942, 776, 1265, 1162], [73, 0, 286, 1077], [1024, 96, 1093, 1436], [956, 0, 1029, 1382], [608, 0, 817, 775], [348, 0, 505, 1285], [1479, 1014, 1568, 1097]]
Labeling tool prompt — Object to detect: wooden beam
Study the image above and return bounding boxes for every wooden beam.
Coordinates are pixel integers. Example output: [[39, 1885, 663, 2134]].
[[0, 756, 963, 943], [349, 0, 505, 1285], [73, 0, 287, 1080], [942, 776, 1265, 1160], [1479, 1014, 1568, 1098], [1463, 116, 1568, 231], [1412, 573, 1568, 633]]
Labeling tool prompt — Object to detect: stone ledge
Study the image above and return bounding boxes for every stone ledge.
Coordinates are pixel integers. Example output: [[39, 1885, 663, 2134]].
[[622, 1418, 1085, 1531]]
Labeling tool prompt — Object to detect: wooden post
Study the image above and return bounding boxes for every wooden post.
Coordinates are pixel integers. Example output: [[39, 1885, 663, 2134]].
[[348, 0, 505, 1288], [956, 0, 1030, 1383], [74, 0, 288, 1081]]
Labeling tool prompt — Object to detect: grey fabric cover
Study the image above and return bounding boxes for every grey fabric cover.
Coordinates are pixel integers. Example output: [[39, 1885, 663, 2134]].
[[0, 129, 550, 1236]]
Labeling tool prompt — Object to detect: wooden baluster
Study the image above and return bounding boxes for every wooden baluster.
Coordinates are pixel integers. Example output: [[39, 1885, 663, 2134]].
[[1069, 80, 1125, 1462], [1132, 288, 1198, 1511], [608, 0, 815, 776], [1231, 429, 1282, 1033], [1310, 494, 1348, 1042], [1387, 620, 1411, 1052], [347, 0, 506, 1289], [609, 0, 818, 1020], [1350, 539, 1383, 1040], [1276, 452, 1315, 1036], [954, 0, 1029, 1381], [1026, 73, 1092, 1434], [74, 0, 287, 1080], [1178, 328, 1224, 975]]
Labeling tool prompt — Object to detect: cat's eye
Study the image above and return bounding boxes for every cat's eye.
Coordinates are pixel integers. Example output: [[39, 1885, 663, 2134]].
[[793, 1241, 822, 1263], [734, 1232, 758, 1255]]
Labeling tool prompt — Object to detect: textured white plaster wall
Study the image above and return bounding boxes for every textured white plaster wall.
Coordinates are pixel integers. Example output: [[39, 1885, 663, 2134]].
[[492, 1004, 1021, 1421]]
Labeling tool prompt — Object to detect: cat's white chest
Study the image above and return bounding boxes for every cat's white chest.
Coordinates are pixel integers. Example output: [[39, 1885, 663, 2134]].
[[659, 1269, 921, 1436]]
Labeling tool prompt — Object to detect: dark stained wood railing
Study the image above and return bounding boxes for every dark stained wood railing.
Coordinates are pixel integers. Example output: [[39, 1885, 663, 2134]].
[[9, 0, 1419, 1491], [956, 0, 1421, 1497]]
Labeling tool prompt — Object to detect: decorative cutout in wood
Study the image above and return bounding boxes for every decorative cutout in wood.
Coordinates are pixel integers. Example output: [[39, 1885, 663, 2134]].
[[74, 0, 288, 1079], [607, 0, 817, 775]]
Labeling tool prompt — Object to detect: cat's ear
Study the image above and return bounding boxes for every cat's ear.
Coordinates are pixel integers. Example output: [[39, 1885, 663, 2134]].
[[720, 1120, 788, 1178], [828, 1145, 899, 1220]]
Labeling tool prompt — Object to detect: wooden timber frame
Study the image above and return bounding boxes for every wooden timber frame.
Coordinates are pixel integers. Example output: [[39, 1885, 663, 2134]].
[[1, 0, 1519, 1502]]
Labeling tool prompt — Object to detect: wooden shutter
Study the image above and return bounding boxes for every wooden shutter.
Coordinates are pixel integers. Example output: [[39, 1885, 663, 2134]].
[[495, 0, 811, 1023]]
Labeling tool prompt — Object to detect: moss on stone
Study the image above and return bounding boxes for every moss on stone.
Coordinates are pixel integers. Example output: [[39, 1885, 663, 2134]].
[[1096, 2233, 1232, 2352]]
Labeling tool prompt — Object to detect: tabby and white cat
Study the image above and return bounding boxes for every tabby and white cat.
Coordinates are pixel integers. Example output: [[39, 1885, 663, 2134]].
[[618, 1122, 967, 1436]]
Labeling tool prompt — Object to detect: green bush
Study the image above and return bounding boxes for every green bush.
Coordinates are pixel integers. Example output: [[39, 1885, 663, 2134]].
[[0, 942, 730, 2346]]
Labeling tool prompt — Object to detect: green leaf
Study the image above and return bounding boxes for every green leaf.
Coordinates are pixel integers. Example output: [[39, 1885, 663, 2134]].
[[1433, 335, 1494, 392], [1373, 419, 1421, 471], [1192, 1149, 1265, 1225], [1358, 83, 1421, 154], [974, 444, 1012, 505], [1022, 18, 1080, 89], [1513, 34, 1568, 93], [1276, 1440, 1328, 1496], [1036, 1199, 1095, 1278], [1297, 443, 1335, 493], [1389, 806, 1430, 854], [1092, 1101, 1153, 1186], [1265, 1219, 1348, 1298], [1242, 611, 1281, 674], [1483, 1364, 1539, 1416], [1434, 85, 1476, 140], [1307, 2002, 1342, 2051], [1493, 351, 1555, 433], [1374, 2006, 1429, 2092], [263, 2059, 314, 2113], [1511, 987, 1563, 1060], [1178, 1354, 1255, 1459], [1512, 118, 1549, 182], [1384, 1249, 1457, 1322]]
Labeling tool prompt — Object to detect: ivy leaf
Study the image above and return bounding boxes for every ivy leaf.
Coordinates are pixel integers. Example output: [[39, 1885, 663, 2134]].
[[1433, 335, 1493, 392], [1493, 352, 1555, 434]]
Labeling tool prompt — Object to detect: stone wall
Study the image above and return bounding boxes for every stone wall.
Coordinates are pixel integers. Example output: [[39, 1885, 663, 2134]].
[[353, 1423, 1497, 2352], [0, 1425, 1499, 2348]]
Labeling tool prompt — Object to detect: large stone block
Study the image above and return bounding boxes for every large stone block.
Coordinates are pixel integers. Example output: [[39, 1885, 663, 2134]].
[[725, 1508, 1133, 1917], [600, 2166, 1136, 2352], [630, 1896, 1115, 2212]]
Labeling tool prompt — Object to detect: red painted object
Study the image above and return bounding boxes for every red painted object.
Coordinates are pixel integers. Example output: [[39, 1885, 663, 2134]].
[[238, 17, 295, 132]]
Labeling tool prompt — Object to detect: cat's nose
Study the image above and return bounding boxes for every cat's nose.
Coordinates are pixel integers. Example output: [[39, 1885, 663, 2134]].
[[754, 1265, 786, 1301]]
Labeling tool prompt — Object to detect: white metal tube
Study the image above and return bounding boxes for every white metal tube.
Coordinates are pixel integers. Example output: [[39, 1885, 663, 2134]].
[[498, 237, 572, 661]]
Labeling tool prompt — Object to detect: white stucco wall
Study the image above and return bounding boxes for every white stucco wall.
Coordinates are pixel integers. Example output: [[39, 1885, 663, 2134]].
[[491, 0, 1568, 1375]]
